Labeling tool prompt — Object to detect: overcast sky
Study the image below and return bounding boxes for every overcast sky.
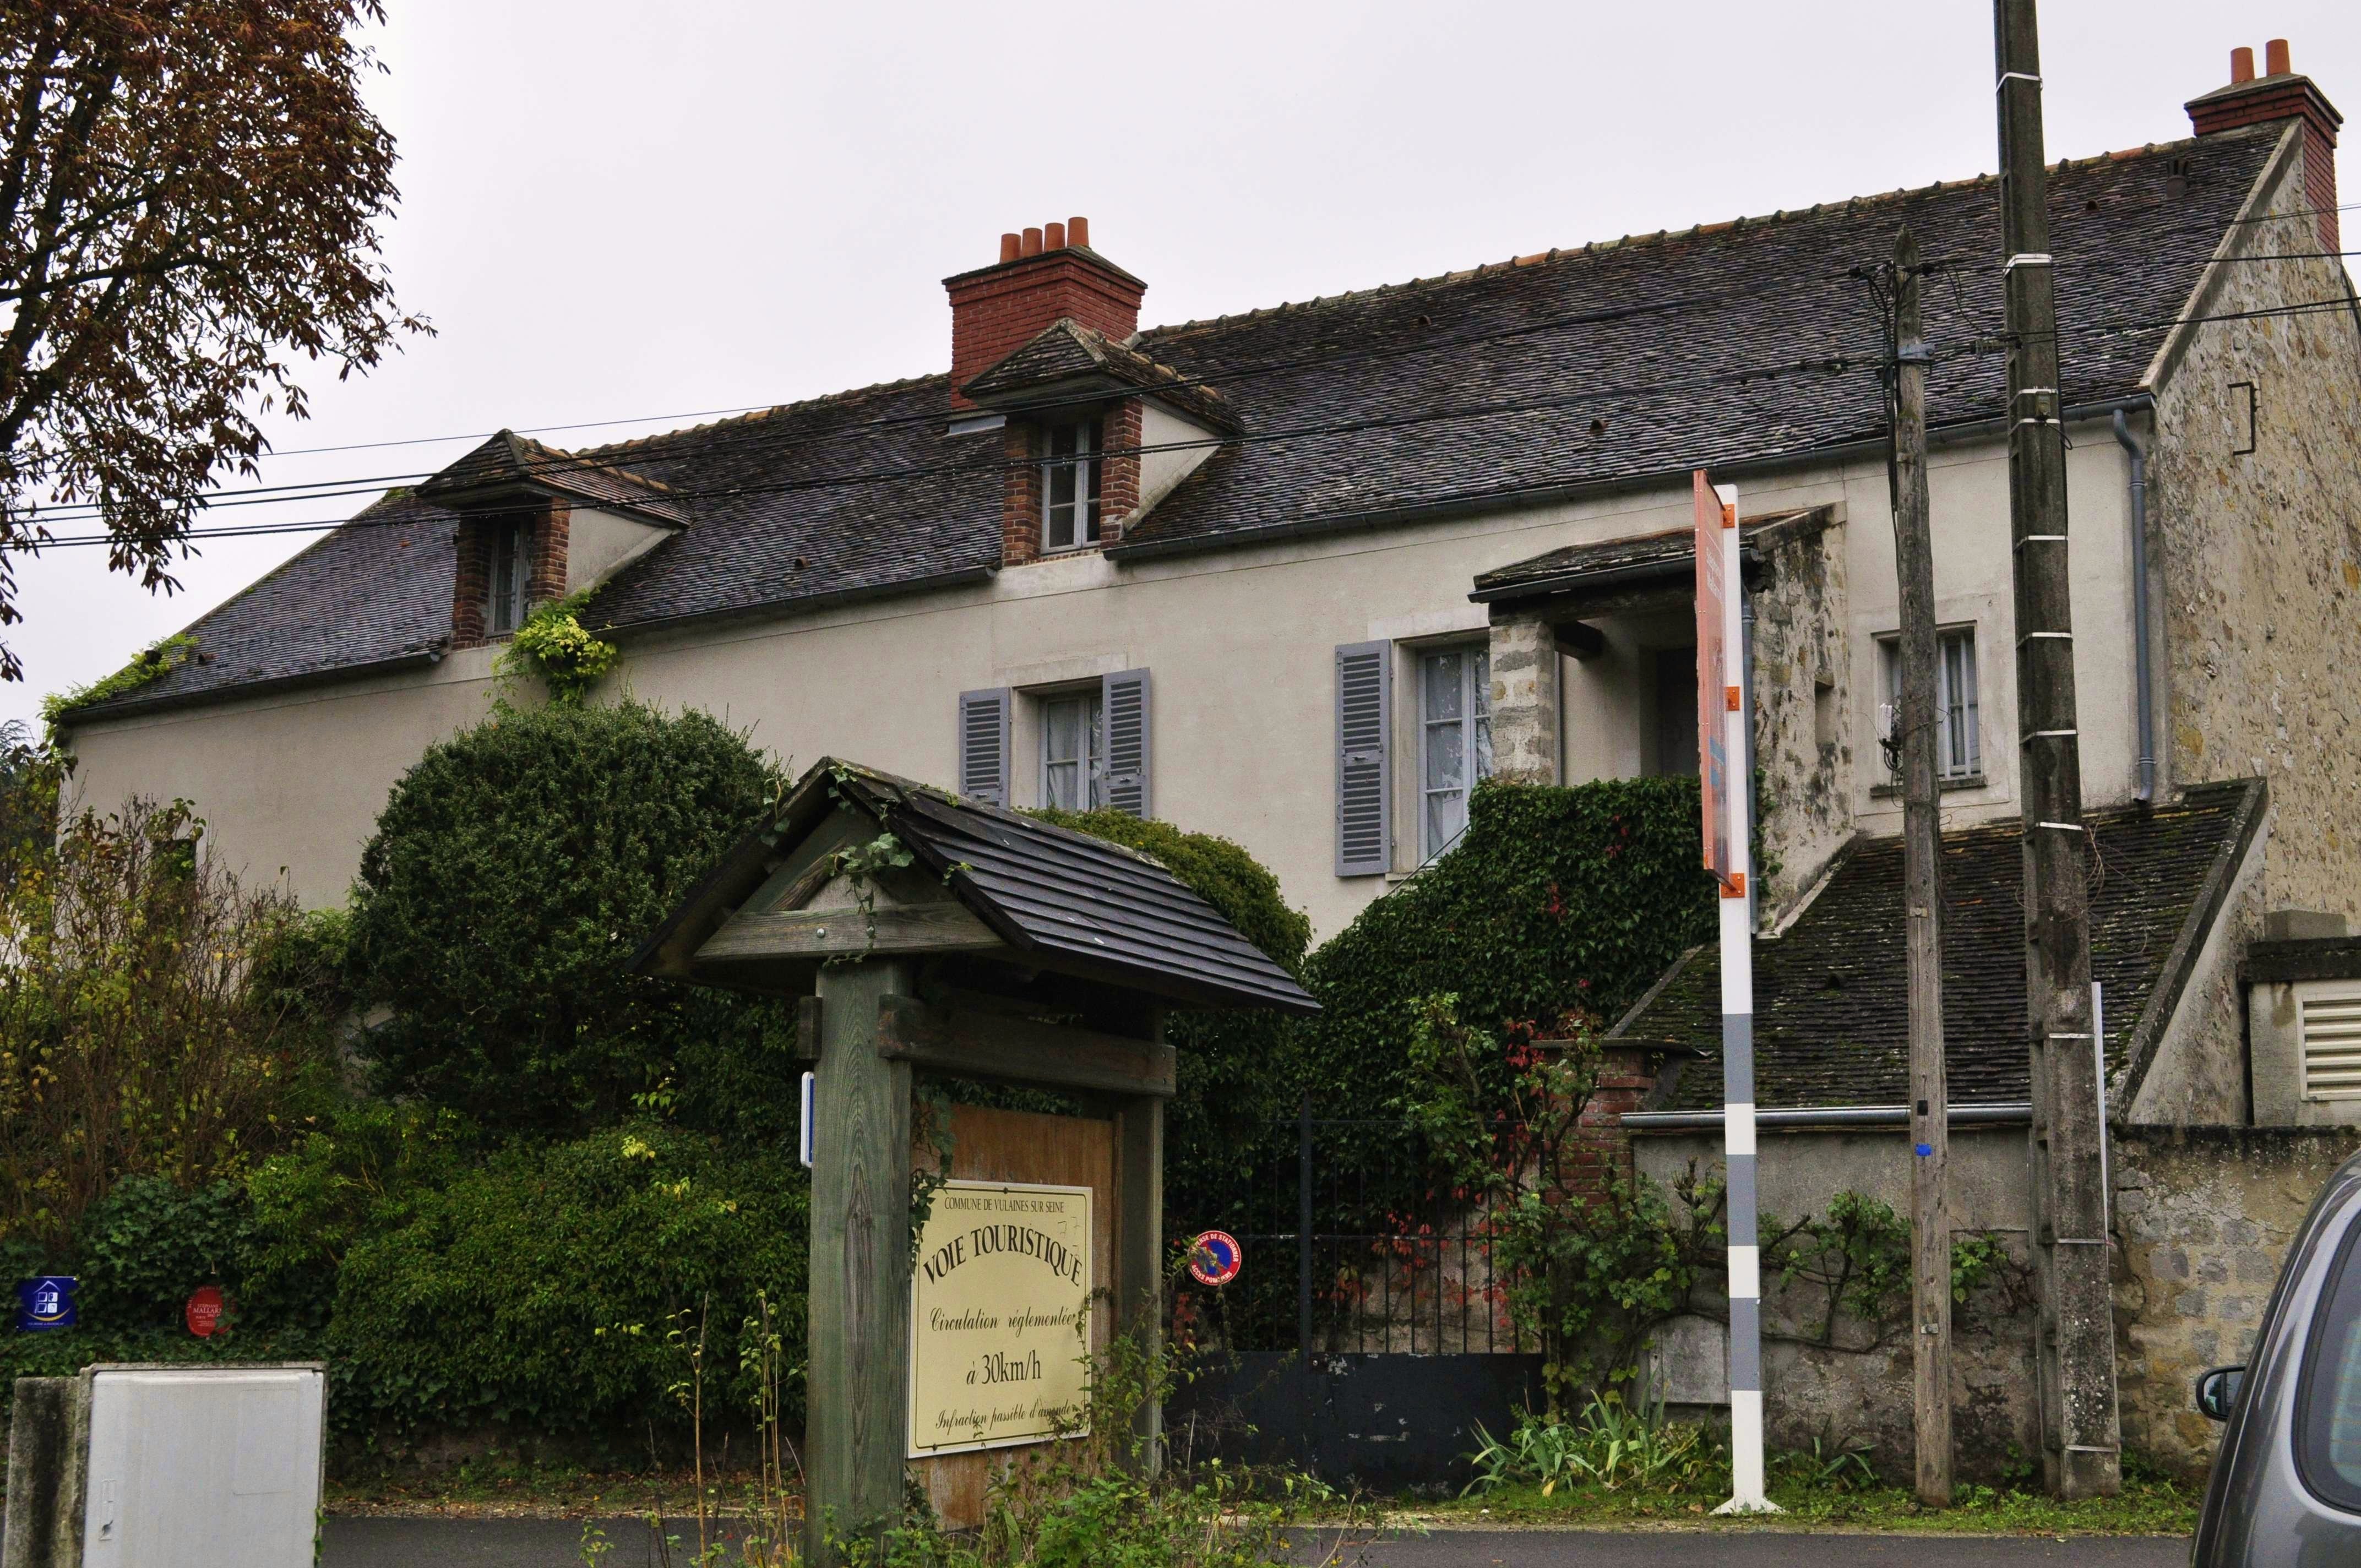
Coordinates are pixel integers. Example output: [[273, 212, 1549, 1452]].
[[7, 1, 2357, 734]]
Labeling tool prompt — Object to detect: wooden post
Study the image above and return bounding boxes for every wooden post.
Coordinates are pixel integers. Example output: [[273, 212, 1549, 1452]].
[[1113, 1085, 1165, 1474], [1890, 225, 1954, 1507], [1994, 0, 2121, 1499], [804, 960, 917, 1564]]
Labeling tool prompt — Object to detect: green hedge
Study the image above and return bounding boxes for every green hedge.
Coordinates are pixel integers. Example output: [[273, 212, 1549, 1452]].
[[1302, 775, 1717, 1117], [350, 702, 792, 1140]]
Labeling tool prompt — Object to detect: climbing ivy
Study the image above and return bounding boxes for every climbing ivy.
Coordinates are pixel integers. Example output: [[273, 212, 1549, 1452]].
[[496, 590, 619, 705], [40, 634, 198, 746]]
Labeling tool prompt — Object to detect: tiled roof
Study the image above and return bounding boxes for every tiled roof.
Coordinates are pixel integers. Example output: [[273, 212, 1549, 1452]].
[[1470, 510, 1820, 605], [418, 429, 689, 525], [64, 126, 2284, 717], [1615, 778, 2267, 1109], [961, 318, 1240, 433], [633, 758, 1319, 1015]]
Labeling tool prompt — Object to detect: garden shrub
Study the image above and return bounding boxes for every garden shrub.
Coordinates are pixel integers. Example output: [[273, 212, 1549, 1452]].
[[324, 1122, 809, 1435], [1305, 775, 1716, 1118], [350, 701, 793, 1139], [0, 797, 344, 1253]]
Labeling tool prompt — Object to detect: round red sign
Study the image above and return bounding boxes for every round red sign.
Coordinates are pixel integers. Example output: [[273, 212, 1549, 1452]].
[[1188, 1231, 1242, 1288], [186, 1284, 226, 1338]]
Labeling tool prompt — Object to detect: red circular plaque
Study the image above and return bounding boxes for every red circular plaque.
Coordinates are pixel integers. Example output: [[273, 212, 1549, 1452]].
[[1188, 1231, 1242, 1287], [186, 1284, 226, 1337]]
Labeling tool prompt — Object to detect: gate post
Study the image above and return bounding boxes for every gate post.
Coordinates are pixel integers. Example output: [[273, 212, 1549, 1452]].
[[804, 960, 917, 1564]]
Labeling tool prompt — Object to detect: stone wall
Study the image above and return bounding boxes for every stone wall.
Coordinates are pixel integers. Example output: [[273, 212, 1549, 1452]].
[[1628, 1119, 2361, 1482], [2110, 1123, 2361, 1478], [1746, 508, 1852, 924], [1486, 606, 1562, 786], [2150, 121, 2361, 925]]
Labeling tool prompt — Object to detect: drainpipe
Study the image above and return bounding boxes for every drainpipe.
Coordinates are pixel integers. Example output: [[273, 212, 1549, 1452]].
[[2112, 409, 2157, 804]]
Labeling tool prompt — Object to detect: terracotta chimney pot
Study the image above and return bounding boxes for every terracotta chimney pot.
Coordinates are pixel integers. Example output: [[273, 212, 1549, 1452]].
[[2232, 46, 2255, 84], [1045, 220, 1067, 251], [999, 232, 1021, 264], [2266, 39, 2291, 77], [1068, 215, 1091, 249], [1021, 227, 1043, 257]]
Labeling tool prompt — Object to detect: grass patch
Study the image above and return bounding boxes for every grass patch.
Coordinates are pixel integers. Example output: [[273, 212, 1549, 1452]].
[[1406, 1473, 2197, 1536]]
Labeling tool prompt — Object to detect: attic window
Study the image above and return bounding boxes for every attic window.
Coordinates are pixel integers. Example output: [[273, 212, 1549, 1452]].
[[1042, 420, 1102, 552], [487, 518, 529, 634]]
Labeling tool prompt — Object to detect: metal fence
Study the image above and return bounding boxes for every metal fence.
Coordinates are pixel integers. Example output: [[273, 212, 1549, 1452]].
[[1172, 1103, 1536, 1357]]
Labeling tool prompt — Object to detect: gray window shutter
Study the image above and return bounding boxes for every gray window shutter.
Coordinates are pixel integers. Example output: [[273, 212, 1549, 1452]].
[[1335, 641, 1391, 876], [958, 687, 1011, 806], [1101, 668, 1152, 818]]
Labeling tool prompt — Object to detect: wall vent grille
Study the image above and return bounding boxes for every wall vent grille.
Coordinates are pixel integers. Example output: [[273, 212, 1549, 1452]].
[[2299, 989, 2361, 1101]]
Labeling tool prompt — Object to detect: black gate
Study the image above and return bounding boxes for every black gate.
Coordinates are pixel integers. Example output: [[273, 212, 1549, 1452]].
[[1165, 1104, 1543, 1491]]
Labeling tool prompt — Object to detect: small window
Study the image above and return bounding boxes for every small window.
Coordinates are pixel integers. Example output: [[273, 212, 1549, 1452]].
[[1041, 421, 1102, 552], [1041, 690, 1103, 811], [487, 520, 529, 635], [2296, 1212, 2361, 1513], [1879, 627, 1981, 781], [1419, 645, 1492, 860]]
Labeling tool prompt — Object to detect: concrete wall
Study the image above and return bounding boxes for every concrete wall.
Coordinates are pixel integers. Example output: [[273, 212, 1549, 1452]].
[[2149, 122, 2361, 927], [2111, 1125, 2361, 1478]]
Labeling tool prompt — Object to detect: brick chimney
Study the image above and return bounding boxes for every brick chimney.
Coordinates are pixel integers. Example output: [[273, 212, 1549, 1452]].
[[2188, 39, 2343, 250], [944, 217, 1147, 410]]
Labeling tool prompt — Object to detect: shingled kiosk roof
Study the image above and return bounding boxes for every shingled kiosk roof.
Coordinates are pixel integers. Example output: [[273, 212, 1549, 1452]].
[[1612, 778, 2267, 1110], [62, 126, 2283, 719], [632, 759, 1319, 1016]]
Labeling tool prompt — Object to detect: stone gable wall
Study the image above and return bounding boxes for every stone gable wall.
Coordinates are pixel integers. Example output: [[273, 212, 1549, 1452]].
[[2150, 125, 2361, 924], [1747, 510, 1852, 923]]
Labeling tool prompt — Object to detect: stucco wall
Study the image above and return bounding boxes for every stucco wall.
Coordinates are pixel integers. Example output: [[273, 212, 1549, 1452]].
[[2149, 123, 2361, 926], [2111, 1125, 2361, 1478], [59, 420, 2163, 941]]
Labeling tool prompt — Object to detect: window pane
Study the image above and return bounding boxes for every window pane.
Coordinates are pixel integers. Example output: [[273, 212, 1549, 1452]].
[[1425, 789, 1465, 859], [1957, 633, 1980, 772], [1425, 718, 1464, 792], [1422, 651, 1464, 721]]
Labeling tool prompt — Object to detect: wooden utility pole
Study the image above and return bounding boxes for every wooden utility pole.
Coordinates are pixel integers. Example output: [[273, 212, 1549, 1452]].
[[1890, 225, 1952, 1508], [1993, 0, 2121, 1499]]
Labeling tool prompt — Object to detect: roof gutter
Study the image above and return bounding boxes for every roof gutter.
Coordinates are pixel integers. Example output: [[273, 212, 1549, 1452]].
[[62, 643, 449, 725], [1108, 394, 2156, 567], [1623, 1102, 2033, 1132]]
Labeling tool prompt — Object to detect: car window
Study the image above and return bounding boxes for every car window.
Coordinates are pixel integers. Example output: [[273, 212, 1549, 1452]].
[[2299, 1211, 2361, 1511]]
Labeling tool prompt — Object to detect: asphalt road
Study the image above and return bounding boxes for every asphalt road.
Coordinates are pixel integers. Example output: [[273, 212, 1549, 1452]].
[[319, 1517, 2194, 1567]]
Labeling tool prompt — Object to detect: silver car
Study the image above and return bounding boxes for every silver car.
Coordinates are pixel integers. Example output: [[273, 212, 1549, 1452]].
[[2193, 1148, 2361, 1565]]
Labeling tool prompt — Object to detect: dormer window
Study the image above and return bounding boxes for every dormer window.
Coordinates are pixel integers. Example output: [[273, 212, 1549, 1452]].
[[1042, 420, 1102, 552], [487, 518, 529, 634]]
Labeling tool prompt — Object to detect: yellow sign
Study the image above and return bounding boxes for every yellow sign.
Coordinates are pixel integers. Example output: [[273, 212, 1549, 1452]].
[[907, 1180, 1093, 1457]]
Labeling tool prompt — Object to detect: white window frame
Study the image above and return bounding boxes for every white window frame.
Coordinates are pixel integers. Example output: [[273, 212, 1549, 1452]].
[[1038, 688, 1104, 811], [1878, 625, 1981, 782], [1041, 420, 1102, 553], [487, 519, 529, 635], [1417, 643, 1492, 862]]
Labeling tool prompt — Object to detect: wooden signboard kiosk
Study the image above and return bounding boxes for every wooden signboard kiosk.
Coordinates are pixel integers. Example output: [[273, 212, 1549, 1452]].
[[633, 760, 1317, 1561]]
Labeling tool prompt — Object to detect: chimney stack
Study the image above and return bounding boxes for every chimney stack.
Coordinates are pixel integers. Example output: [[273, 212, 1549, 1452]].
[[2188, 39, 2343, 249], [944, 217, 1146, 409]]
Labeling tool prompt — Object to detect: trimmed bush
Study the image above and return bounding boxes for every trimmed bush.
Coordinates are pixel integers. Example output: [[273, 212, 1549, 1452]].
[[324, 1123, 809, 1435], [350, 701, 792, 1139]]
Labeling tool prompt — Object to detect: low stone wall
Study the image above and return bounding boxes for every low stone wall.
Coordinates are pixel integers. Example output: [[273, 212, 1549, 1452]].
[[1629, 1120, 2361, 1483], [2110, 1124, 2361, 1477]]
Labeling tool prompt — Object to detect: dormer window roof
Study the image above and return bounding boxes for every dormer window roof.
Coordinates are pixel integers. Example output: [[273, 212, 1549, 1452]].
[[958, 318, 1239, 435]]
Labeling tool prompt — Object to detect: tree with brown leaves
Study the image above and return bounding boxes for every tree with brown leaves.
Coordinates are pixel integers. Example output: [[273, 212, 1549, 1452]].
[[0, 1, 424, 680]]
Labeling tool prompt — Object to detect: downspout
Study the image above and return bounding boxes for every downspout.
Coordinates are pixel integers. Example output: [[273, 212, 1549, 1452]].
[[2112, 410, 2157, 804]]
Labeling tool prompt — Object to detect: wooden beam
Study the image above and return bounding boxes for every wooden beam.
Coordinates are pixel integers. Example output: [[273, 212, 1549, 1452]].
[[1552, 618, 1606, 660], [697, 902, 1004, 963], [796, 995, 822, 1061], [875, 994, 1176, 1097], [804, 961, 917, 1563]]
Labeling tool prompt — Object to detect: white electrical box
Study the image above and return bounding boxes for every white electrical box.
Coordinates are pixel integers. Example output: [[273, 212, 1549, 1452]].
[[81, 1365, 325, 1568]]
